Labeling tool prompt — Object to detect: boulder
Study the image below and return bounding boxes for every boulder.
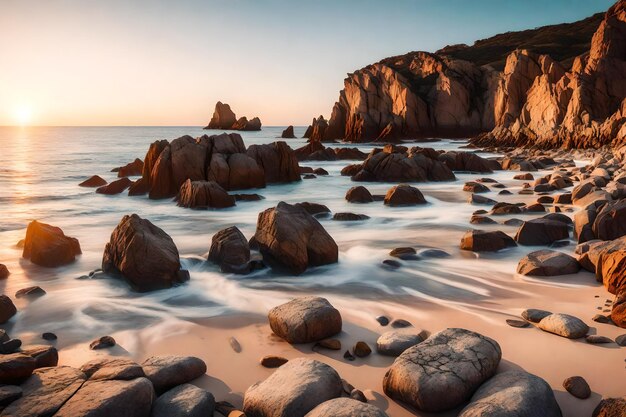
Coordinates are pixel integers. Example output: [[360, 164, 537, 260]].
[[207, 152, 266, 191], [96, 177, 133, 195], [563, 376, 591, 399], [521, 308, 552, 323], [305, 398, 389, 417], [208, 226, 250, 274], [514, 219, 569, 245], [384, 184, 427, 206], [116, 158, 144, 177], [254, 202, 338, 274], [102, 214, 189, 292], [54, 377, 154, 417], [351, 150, 455, 182], [0, 353, 36, 384], [79, 175, 107, 187], [383, 328, 501, 412], [206, 101, 237, 129], [596, 250, 626, 294], [15, 286, 46, 298], [376, 330, 424, 357], [593, 397, 626, 417], [247, 142, 301, 184], [463, 182, 490, 193], [128, 177, 150, 196], [177, 180, 235, 209], [0, 385, 21, 407], [80, 358, 145, 381], [1, 366, 86, 416], [537, 313, 589, 339], [281, 126, 296, 139], [21, 345, 58, 368], [611, 290, 626, 329], [439, 151, 494, 173], [0, 264, 8, 279], [0, 296, 17, 324], [22, 221, 81, 267], [142, 356, 207, 394], [294, 202, 331, 216], [517, 250, 580, 276], [458, 371, 561, 417], [170, 136, 211, 188], [332, 213, 369, 221], [269, 297, 342, 344], [243, 358, 343, 417], [345, 186, 374, 203], [151, 384, 215, 417], [593, 200, 626, 240], [460, 230, 517, 252]]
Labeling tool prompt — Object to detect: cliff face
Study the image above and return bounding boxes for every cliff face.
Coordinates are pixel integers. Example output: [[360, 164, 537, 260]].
[[320, 0, 626, 148]]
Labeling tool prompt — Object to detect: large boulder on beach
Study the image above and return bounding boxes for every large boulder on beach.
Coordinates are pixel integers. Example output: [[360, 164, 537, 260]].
[[254, 202, 338, 274], [268, 297, 342, 344], [376, 330, 424, 357], [458, 371, 561, 417], [102, 214, 189, 292], [305, 398, 389, 417], [515, 219, 569, 246], [0, 353, 36, 384], [142, 356, 207, 394], [460, 230, 516, 252], [345, 186, 374, 203], [208, 226, 250, 274], [22, 221, 81, 267], [611, 290, 626, 328], [54, 377, 154, 417], [384, 184, 426, 206], [593, 200, 626, 241], [151, 384, 215, 417], [116, 158, 144, 177], [0, 295, 17, 324], [1, 366, 86, 416], [206, 101, 237, 129], [593, 397, 626, 417], [517, 250, 580, 276], [243, 358, 343, 417], [80, 358, 145, 381], [537, 313, 589, 339], [383, 328, 501, 412], [176, 180, 235, 209], [247, 142, 300, 184], [281, 126, 296, 139], [596, 250, 626, 294]]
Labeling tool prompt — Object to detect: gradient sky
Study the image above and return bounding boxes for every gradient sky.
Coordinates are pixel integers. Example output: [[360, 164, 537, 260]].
[[0, 0, 615, 126]]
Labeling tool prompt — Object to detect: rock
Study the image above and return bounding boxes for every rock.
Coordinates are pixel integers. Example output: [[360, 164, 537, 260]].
[[313, 168, 328, 175], [42, 332, 57, 341], [0, 385, 21, 407], [492, 203, 523, 215], [390, 319, 412, 328], [314, 339, 341, 350], [521, 308, 552, 323], [458, 371, 561, 417], [593, 314, 611, 323], [0, 339, 21, 354], [79, 175, 107, 187], [142, 356, 206, 394], [470, 215, 497, 224], [592, 397, 626, 417], [593, 200, 626, 240], [517, 250, 580, 276], [351, 149, 455, 182], [176, 180, 235, 209], [254, 202, 338, 274], [206, 101, 237, 129], [383, 328, 501, 412], [611, 290, 626, 328], [232, 116, 262, 131], [514, 173, 534, 180], [281, 126, 296, 139], [538, 313, 589, 339], [382, 259, 401, 269], [294, 202, 331, 216], [54, 377, 154, 417], [0, 264, 8, 279], [505, 319, 530, 328], [151, 384, 215, 417], [1, 366, 86, 416], [80, 358, 145, 381], [468, 194, 497, 205], [440, 152, 495, 173], [586, 335, 613, 344], [89, 335, 116, 350], [353, 341, 371, 358], [260, 356, 288, 368], [460, 230, 517, 252], [0, 296, 17, 324], [515, 218, 569, 246], [596, 250, 626, 294], [563, 376, 591, 399], [15, 286, 46, 298], [233, 193, 263, 201], [208, 226, 250, 274], [128, 177, 150, 196], [305, 398, 389, 417], [229, 337, 241, 353], [247, 142, 301, 184], [616, 334, 626, 346], [350, 389, 367, 403], [376, 316, 390, 326], [345, 186, 374, 203], [0, 353, 36, 384], [268, 297, 341, 344], [343, 350, 355, 361], [216, 402, 246, 417], [102, 214, 189, 292], [376, 330, 424, 356], [22, 220, 81, 267], [21, 345, 58, 368], [96, 177, 133, 195], [332, 212, 369, 221], [389, 247, 418, 260], [243, 358, 343, 417], [115, 158, 144, 177], [384, 184, 427, 206], [463, 181, 490, 193]]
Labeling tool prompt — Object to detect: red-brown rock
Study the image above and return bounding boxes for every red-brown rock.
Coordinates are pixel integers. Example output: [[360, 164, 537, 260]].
[[22, 221, 81, 267]]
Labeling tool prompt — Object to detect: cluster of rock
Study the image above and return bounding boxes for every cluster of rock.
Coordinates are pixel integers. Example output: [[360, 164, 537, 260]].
[[310, 0, 625, 148], [204, 101, 261, 131], [295, 141, 368, 161]]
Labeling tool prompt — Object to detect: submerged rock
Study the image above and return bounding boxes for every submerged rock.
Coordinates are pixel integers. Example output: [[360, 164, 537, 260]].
[[460, 230, 517, 252], [22, 220, 81, 267], [79, 175, 107, 187], [208, 226, 251, 274], [96, 177, 133, 195], [384, 184, 427, 206], [515, 218, 569, 246], [269, 297, 342, 344], [281, 125, 296, 139], [345, 186, 374, 203]]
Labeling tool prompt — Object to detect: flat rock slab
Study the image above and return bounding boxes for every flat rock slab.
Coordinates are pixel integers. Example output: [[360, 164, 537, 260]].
[[269, 297, 342, 344], [142, 356, 206, 394], [54, 377, 154, 417], [243, 357, 343, 417], [517, 250, 580, 276], [1, 366, 86, 417], [305, 398, 389, 417], [376, 330, 424, 357], [151, 383, 215, 417], [458, 371, 561, 417], [80, 358, 145, 381], [383, 328, 501, 412], [538, 313, 589, 339]]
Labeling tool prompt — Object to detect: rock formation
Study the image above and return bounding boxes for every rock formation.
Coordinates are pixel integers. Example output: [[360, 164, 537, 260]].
[[22, 221, 81, 267], [204, 101, 261, 131], [281, 125, 296, 138]]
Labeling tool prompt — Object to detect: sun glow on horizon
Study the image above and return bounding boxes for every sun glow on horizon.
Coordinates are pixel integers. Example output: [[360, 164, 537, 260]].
[[13, 105, 33, 126]]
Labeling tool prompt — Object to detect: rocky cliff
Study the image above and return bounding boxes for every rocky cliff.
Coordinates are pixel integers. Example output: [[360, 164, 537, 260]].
[[317, 1, 625, 149]]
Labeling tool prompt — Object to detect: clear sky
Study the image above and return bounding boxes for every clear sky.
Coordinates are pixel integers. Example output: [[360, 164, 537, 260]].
[[0, 0, 615, 126]]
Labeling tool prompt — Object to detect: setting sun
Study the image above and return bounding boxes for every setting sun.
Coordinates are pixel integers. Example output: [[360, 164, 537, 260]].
[[13, 105, 33, 126]]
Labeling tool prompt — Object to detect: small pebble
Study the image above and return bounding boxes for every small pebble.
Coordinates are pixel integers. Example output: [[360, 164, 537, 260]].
[[616, 334, 626, 346], [592, 314, 610, 324], [376, 316, 390, 326], [585, 335, 613, 344], [229, 337, 242, 353], [0, 339, 21, 354], [563, 376, 591, 399], [506, 319, 530, 328], [89, 335, 116, 350], [314, 338, 341, 351], [260, 355, 288, 368], [350, 388, 367, 403], [15, 286, 46, 298], [391, 319, 412, 328], [382, 259, 401, 269], [42, 332, 57, 341], [343, 350, 355, 361], [353, 341, 372, 358]]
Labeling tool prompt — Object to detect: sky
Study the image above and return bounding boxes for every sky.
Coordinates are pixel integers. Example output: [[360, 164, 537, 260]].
[[0, 0, 615, 126]]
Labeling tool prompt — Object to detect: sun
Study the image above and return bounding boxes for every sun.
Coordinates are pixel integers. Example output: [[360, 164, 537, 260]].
[[14, 105, 33, 126]]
